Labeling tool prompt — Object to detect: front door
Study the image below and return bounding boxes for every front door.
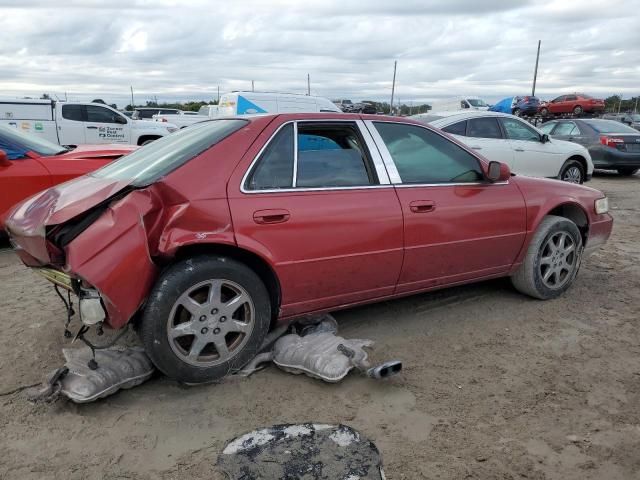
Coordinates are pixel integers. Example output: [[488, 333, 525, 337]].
[[84, 105, 131, 144], [500, 117, 564, 178], [228, 119, 404, 318], [366, 120, 526, 294]]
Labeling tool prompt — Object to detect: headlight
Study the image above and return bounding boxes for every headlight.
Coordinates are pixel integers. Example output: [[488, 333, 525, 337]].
[[166, 126, 178, 133], [595, 197, 609, 215]]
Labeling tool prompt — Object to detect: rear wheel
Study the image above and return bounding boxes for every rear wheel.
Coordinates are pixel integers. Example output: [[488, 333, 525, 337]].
[[559, 160, 585, 184], [140, 256, 271, 383], [617, 167, 639, 176], [511, 215, 583, 300]]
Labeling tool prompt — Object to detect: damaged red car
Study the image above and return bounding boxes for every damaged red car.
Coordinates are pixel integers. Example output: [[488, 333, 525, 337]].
[[6, 114, 613, 383], [0, 124, 136, 226]]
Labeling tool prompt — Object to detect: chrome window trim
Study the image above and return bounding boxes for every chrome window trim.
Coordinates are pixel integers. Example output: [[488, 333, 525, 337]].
[[292, 121, 299, 187], [364, 119, 498, 186], [240, 118, 389, 194], [362, 120, 402, 183]]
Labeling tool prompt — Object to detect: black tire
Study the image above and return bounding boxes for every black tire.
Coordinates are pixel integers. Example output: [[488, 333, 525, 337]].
[[540, 107, 549, 117], [617, 167, 639, 176], [511, 215, 583, 300], [573, 105, 583, 115], [513, 108, 521, 117], [140, 256, 271, 384], [559, 159, 585, 184]]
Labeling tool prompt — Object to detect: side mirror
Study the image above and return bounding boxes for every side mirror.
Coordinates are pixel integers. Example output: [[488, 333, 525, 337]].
[[487, 161, 511, 182], [0, 149, 10, 167], [541, 133, 550, 143]]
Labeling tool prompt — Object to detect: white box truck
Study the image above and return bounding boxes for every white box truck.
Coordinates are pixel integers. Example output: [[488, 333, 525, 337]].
[[0, 99, 178, 146]]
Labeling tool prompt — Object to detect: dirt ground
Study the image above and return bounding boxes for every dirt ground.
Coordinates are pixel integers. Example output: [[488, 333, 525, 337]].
[[0, 173, 638, 480]]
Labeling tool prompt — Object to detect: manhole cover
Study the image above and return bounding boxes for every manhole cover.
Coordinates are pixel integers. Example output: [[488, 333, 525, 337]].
[[217, 423, 385, 479]]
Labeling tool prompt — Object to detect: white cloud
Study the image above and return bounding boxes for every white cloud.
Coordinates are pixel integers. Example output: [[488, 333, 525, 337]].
[[0, 0, 637, 108]]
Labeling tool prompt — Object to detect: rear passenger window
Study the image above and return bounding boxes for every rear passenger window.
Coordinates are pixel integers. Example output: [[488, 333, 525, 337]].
[[62, 104, 85, 121], [553, 122, 580, 136], [442, 121, 466, 136], [296, 123, 375, 187], [245, 124, 294, 190], [467, 118, 502, 139], [374, 122, 483, 184]]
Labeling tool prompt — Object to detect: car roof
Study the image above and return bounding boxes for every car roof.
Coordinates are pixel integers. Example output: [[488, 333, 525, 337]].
[[414, 110, 517, 125]]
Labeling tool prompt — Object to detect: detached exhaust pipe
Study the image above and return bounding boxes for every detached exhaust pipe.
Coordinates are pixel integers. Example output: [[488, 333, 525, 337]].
[[366, 360, 403, 379]]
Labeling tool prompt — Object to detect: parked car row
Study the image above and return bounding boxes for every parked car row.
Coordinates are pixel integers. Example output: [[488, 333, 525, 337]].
[[490, 93, 606, 118], [411, 111, 594, 183], [5, 113, 613, 384]]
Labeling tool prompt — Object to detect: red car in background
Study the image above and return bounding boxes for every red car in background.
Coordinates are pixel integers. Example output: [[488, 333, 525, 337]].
[[6, 114, 613, 384], [539, 93, 605, 117], [0, 125, 136, 226]]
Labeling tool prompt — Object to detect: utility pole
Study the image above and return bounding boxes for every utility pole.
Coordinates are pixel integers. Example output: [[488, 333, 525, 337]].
[[617, 94, 623, 114], [251, 80, 254, 92], [532, 40, 541, 97], [130, 86, 134, 108], [307, 73, 311, 96], [390, 60, 397, 115], [217, 85, 220, 103], [635, 96, 638, 113]]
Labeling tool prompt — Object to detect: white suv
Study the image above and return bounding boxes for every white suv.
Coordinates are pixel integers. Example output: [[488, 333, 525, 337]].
[[412, 111, 593, 183]]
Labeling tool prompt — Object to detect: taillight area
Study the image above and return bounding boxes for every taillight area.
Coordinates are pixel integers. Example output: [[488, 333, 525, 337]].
[[600, 136, 625, 149]]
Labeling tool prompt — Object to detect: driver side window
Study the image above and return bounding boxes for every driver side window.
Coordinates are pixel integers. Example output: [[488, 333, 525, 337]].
[[500, 118, 540, 142], [86, 105, 125, 124]]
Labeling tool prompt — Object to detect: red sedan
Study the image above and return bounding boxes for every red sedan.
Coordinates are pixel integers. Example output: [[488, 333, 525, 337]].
[[6, 114, 613, 383], [539, 93, 605, 117], [0, 125, 136, 226]]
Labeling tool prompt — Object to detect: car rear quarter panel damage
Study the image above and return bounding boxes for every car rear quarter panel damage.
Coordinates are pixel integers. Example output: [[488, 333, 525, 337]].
[[63, 117, 276, 328]]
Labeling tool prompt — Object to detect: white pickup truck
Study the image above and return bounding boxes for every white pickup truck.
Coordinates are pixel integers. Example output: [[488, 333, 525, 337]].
[[0, 99, 178, 146], [154, 105, 219, 129]]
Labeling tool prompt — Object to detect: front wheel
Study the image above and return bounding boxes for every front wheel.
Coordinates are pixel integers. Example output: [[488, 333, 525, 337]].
[[140, 256, 271, 383], [511, 215, 583, 300], [559, 160, 585, 184], [617, 167, 639, 176], [513, 108, 521, 117], [573, 105, 583, 115], [539, 107, 549, 117]]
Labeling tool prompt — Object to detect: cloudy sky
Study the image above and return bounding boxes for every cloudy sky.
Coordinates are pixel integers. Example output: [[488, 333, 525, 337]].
[[0, 0, 637, 108]]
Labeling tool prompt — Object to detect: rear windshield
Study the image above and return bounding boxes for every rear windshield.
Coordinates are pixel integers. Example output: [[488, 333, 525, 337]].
[[411, 114, 444, 123], [586, 120, 638, 134], [91, 119, 248, 186]]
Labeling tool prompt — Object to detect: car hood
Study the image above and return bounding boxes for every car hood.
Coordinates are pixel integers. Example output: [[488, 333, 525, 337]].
[[6, 175, 132, 238], [59, 144, 137, 159]]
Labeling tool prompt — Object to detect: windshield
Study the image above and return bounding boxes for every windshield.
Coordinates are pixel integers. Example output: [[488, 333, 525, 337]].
[[0, 124, 66, 158], [586, 120, 639, 134], [92, 119, 248, 186], [630, 114, 640, 122], [468, 99, 488, 107]]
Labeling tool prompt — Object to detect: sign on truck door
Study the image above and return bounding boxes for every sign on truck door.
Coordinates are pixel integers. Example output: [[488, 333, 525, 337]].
[[84, 105, 130, 144]]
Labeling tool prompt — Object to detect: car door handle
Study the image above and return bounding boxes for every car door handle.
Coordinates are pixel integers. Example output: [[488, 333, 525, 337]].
[[253, 209, 290, 224], [515, 148, 525, 152], [86, 126, 98, 129], [470, 146, 482, 150], [409, 200, 436, 213]]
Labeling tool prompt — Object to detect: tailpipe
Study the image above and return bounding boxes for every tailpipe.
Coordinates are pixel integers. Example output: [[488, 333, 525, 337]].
[[366, 360, 403, 379]]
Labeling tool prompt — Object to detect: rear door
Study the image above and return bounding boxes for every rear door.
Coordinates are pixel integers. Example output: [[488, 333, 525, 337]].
[[463, 117, 515, 167], [227, 119, 404, 318], [84, 105, 130, 144], [57, 104, 86, 146], [548, 121, 590, 148], [367, 120, 526, 294]]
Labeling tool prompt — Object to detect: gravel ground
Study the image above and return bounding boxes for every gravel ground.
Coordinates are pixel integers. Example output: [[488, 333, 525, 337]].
[[0, 174, 638, 480]]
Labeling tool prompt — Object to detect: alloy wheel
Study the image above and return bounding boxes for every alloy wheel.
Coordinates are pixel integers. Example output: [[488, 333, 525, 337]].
[[539, 232, 577, 289], [166, 279, 255, 367], [562, 166, 582, 183]]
